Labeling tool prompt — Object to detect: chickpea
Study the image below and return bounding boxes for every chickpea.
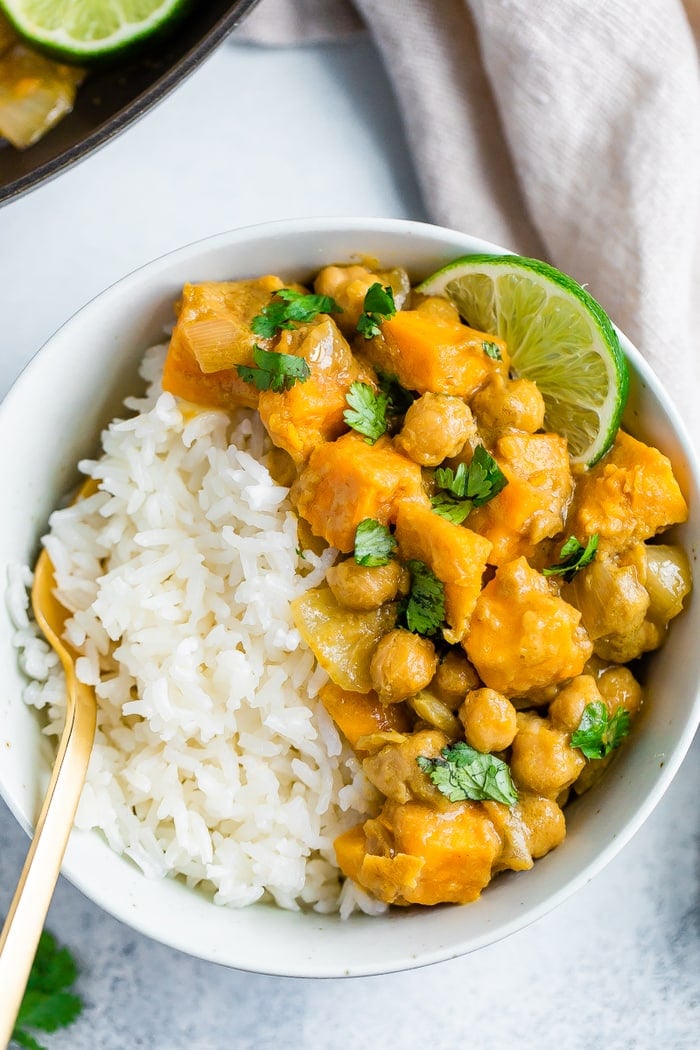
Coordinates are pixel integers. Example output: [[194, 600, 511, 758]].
[[548, 674, 605, 734], [518, 794, 567, 858], [326, 558, 402, 611], [362, 728, 449, 805], [314, 264, 410, 334], [395, 393, 475, 466], [597, 665, 643, 717], [510, 711, 586, 797], [431, 650, 480, 709], [370, 628, 438, 704], [414, 295, 462, 323], [459, 688, 517, 752], [471, 373, 545, 437]]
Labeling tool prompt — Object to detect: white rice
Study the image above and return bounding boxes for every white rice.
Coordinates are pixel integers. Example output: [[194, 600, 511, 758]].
[[9, 346, 385, 916]]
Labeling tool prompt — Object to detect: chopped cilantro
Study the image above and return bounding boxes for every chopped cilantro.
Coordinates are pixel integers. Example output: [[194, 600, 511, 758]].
[[417, 741, 518, 806], [482, 340, 502, 360], [353, 519, 397, 567], [357, 283, 397, 339], [11, 929, 83, 1050], [250, 288, 342, 339], [429, 493, 473, 525], [431, 446, 508, 522], [399, 559, 445, 636], [570, 701, 631, 760], [236, 344, 311, 393], [343, 382, 389, 443], [543, 534, 599, 582]]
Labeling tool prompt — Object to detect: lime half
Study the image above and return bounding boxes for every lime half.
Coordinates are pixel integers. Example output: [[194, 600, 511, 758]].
[[0, 0, 190, 62], [417, 254, 629, 466]]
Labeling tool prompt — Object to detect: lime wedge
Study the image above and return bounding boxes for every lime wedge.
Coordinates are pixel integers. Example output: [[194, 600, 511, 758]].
[[417, 254, 629, 466], [0, 0, 190, 62]]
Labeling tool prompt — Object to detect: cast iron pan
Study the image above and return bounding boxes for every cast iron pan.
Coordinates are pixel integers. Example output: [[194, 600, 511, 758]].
[[0, 0, 259, 205]]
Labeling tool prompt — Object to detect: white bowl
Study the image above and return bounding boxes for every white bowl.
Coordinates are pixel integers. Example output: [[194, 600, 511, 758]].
[[1, 218, 698, 977]]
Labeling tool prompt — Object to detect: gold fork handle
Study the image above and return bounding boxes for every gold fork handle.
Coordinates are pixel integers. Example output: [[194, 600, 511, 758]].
[[0, 678, 96, 1046]]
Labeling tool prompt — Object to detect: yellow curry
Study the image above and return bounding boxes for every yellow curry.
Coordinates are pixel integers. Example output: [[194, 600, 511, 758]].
[[160, 259, 690, 909]]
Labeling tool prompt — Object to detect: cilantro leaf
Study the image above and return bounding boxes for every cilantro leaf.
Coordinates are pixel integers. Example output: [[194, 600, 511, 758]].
[[435, 447, 508, 506], [357, 283, 397, 339], [354, 519, 397, 566], [250, 288, 342, 339], [431, 446, 508, 521], [482, 340, 502, 360], [417, 741, 518, 806], [12, 929, 83, 1050], [429, 493, 473, 525], [343, 382, 389, 443], [236, 344, 311, 393], [543, 534, 599, 582], [433, 461, 470, 498], [399, 559, 445, 636], [570, 702, 631, 760]]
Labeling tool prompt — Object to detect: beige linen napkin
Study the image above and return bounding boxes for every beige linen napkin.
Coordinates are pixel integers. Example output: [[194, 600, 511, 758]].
[[239, 0, 700, 444]]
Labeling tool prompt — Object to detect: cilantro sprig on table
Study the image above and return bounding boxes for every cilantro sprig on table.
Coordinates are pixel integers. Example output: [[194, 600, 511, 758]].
[[353, 519, 397, 567], [399, 559, 445, 636], [417, 741, 519, 806], [250, 288, 342, 339], [430, 446, 508, 524], [236, 345, 311, 393], [11, 929, 83, 1050], [343, 382, 389, 443], [356, 283, 397, 339], [570, 702, 631, 760], [543, 534, 599, 583]]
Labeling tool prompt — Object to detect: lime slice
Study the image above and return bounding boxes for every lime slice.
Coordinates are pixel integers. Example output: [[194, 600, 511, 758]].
[[0, 0, 190, 62], [417, 254, 629, 466]]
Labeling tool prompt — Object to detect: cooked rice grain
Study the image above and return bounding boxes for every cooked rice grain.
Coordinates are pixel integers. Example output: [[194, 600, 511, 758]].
[[10, 347, 382, 914]]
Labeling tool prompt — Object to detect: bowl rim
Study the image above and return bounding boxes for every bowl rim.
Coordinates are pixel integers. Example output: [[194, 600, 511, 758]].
[[1, 216, 699, 977], [0, 0, 260, 206]]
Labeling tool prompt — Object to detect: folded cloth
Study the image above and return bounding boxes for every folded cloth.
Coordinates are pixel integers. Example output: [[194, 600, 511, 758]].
[[240, 0, 700, 445]]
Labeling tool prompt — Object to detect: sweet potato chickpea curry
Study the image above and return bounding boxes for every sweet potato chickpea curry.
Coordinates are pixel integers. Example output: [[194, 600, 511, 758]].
[[162, 259, 691, 909]]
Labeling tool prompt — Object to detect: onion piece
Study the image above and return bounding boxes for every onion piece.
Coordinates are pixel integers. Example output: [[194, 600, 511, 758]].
[[644, 543, 691, 629], [0, 44, 84, 149]]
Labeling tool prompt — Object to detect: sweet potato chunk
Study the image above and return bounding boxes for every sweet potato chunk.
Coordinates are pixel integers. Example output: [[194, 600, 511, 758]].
[[464, 557, 593, 696], [569, 430, 688, 550], [336, 799, 502, 906], [162, 276, 285, 410], [394, 501, 492, 639], [318, 682, 411, 749], [364, 310, 505, 397], [291, 433, 427, 552], [468, 432, 573, 566], [258, 317, 363, 464]]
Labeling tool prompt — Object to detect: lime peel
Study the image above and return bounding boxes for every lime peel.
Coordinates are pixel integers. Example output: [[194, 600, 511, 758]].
[[0, 0, 191, 62], [417, 253, 629, 466]]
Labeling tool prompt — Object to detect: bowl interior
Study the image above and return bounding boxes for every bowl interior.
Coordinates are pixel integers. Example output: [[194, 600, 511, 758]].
[[0, 217, 698, 976], [0, 0, 258, 205]]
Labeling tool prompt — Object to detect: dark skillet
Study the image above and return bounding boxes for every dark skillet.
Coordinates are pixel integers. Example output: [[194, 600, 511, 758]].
[[0, 0, 259, 206]]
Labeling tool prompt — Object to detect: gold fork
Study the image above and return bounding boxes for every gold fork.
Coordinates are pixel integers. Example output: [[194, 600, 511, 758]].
[[0, 548, 96, 1045]]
